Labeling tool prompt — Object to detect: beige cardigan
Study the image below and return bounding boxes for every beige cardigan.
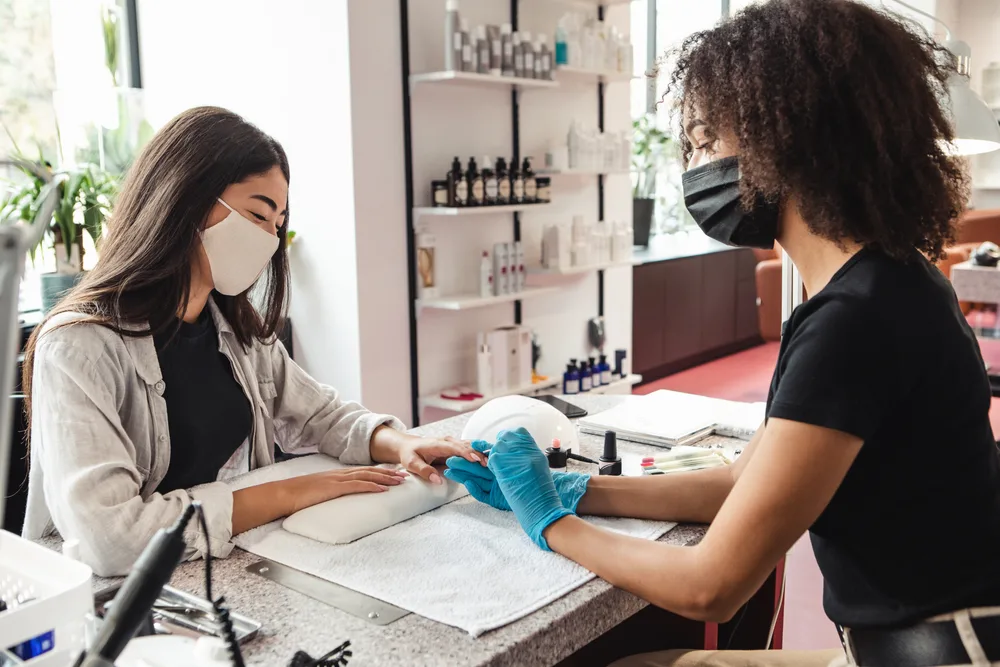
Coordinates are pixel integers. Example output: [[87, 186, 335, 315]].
[[23, 300, 403, 576]]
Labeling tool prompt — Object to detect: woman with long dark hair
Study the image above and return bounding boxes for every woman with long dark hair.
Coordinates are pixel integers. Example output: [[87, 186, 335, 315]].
[[447, 1, 1000, 665], [22, 107, 480, 576]]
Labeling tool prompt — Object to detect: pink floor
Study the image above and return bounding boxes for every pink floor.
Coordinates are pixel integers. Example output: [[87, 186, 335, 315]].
[[636, 341, 1000, 650]]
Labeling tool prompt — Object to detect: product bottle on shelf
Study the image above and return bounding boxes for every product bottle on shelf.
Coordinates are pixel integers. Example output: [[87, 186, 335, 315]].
[[482, 156, 498, 206], [555, 20, 568, 66], [538, 35, 552, 80], [501, 23, 515, 76], [533, 37, 544, 79], [513, 32, 525, 78], [563, 361, 581, 395], [580, 360, 592, 392], [460, 18, 472, 71], [588, 356, 600, 386], [510, 159, 524, 204], [477, 26, 490, 74], [495, 157, 511, 205], [479, 251, 493, 298], [449, 156, 468, 207], [445, 0, 462, 72], [522, 31, 535, 79], [467, 157, 484, 207], [598, 354, 612, 386], [522, 157, 537, 203], [515, 240, 526, 291], [488, 25, 502, 76]]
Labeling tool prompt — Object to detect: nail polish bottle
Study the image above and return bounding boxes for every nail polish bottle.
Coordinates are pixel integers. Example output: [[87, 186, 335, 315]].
[[599, 431, 623, 476]]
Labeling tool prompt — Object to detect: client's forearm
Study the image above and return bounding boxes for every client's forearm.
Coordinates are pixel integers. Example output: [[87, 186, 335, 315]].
[[232, 480, 297, 535], [577, 465, 736, 523]]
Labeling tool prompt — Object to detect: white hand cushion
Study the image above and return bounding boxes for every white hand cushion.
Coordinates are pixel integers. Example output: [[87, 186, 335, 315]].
[[282, 475, 469, 545]]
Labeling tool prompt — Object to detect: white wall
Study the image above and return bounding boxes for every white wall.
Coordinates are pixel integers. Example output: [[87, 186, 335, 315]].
[[137, 0, 366, 406], [347, 0, 414, 422]]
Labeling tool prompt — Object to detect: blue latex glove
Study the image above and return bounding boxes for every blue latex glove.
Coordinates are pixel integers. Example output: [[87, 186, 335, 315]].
[[488, 427, 573, 550], [445, 453, 590, 513]]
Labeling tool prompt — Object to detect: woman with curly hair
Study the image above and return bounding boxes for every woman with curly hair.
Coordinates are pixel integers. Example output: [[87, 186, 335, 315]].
[[446, 1, 1000, 665]]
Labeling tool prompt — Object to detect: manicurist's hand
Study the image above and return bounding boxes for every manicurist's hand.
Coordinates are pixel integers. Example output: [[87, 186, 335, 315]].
[[488, 427, 573, 550], [369, 426, 487, 485], [446, 439, 591, 513]]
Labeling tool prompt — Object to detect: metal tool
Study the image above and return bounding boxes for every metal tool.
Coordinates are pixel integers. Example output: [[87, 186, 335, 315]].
[[246, 560, 409, 626]]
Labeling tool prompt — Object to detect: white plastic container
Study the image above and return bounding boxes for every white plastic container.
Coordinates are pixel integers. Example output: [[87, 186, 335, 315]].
[[493, 242, 509, 295], [479, 251, 493, 298], [476, 343, 493, 397], [0, 530, 93, 667]]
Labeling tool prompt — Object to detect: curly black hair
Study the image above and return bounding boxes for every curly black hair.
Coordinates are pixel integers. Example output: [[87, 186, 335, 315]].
[[663, 0, 970, 260]]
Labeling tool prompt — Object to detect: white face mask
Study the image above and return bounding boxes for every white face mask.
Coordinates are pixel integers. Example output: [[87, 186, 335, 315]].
[[201, 198, 280, 295]]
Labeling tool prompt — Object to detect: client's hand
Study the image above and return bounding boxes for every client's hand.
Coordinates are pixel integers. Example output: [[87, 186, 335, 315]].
[[370, 427, 487, 485], [287, 467, 408, 514], [488, 427, 573, 551], [445, 440, 591, 514]]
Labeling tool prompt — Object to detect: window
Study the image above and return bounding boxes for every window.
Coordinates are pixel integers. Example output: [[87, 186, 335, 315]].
[[1, 0, 144, 312]]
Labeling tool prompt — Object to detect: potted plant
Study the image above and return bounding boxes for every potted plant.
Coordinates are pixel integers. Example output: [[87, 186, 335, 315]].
[[632, 114, 673, 247], [1, 150, 118, 312]]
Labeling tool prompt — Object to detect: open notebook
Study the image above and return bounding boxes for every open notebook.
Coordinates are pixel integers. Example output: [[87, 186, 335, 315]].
[[578, 390, 766, 447]]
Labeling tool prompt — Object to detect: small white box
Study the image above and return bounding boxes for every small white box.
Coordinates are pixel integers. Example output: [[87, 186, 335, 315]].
[[543, 225, 571, 270], [485, 329, 509, 393], [492, 326, 532, 388]]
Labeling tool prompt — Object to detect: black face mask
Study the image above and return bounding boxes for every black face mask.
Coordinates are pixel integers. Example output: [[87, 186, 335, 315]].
[[681, 156, 779, 250]]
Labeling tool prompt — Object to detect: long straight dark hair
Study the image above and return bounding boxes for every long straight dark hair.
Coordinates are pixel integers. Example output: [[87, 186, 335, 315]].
[[22, 106, 291, 422]]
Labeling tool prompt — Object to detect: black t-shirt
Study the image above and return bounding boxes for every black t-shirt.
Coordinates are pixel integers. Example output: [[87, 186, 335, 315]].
[[153, 311, 253, 494], [767, 247, 1000, 629]]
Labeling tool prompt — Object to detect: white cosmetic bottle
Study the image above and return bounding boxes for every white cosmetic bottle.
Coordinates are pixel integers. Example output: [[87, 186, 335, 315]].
[[479, 251, 493, 298]]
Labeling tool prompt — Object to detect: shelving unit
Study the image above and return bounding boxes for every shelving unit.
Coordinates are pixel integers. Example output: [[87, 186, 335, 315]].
[[401, 0, 634, 425], [420, 376, 561, 413], [530, 259, 639, 276], [410, 71, 559, 91], [555, 65, 633, 84], [413, 203, 551, 221], [537, 168, 630, 177], [417, 286, 560, 312], [523, 0, 633, 8]]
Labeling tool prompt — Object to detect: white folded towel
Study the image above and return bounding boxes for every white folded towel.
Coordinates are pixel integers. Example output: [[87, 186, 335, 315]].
[[228, 455, 677, 636]]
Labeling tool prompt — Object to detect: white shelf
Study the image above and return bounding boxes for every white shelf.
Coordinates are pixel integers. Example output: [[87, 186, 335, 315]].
[[421, 377, 562, 413], [522, 0, 633, 8], [410, 71, 559, 91], [537, 168, 631, 177], [413, 203, 551, 221], [555, 65, 634, 84], [529, 259, 639, 276], [417, 286, 561, 312], [586, 374, 643, 395]]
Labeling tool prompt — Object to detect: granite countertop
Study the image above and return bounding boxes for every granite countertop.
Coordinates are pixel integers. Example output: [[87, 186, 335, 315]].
[[632, 232, 737, 266], [69, 395, 743, 667]]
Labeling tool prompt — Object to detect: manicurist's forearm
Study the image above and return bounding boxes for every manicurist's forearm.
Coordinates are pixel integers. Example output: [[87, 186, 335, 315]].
[[232, 480, 297, 535], [576, 465, 736, 524], [543, 516, 731, 621]]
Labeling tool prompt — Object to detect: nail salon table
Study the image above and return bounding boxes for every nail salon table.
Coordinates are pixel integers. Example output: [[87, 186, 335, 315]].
[[39, 394, 786, 667]]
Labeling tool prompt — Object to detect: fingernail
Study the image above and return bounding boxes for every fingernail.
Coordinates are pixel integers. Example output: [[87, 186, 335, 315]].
[[377, 485, 388, 491], [430, 473, 443, 485]]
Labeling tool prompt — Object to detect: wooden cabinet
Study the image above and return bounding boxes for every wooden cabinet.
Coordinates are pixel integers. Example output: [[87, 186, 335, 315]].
[[632, 249, 761, 381]]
